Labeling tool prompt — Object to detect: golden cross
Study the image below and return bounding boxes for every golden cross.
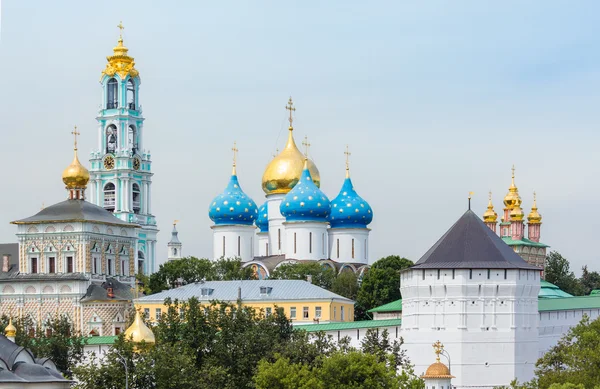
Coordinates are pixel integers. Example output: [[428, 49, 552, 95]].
[[71, 126, 80, 150], [533, 191, 536, 201], [285, 97, 296, 127], [433, 340, 444, 361], [488, 191, 492, 201], [117, 21, 125, 38], [232, 141, 239, 166], [512, 164, 515, 179], [302, 136, 311, 157], [344, 145, 351, 171]]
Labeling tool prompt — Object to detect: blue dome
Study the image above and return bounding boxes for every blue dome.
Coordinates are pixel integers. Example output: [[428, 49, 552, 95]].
[[329, 176, 373, 228], [208, 172, 258, 226], [256, 202, 269, 232], [280, 162, 331, 222]]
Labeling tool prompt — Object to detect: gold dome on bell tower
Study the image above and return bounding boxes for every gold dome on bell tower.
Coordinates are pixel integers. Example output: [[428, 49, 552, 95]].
[[503, 165, 522, 209], [483, 192, 498, 223], [527, 191, 542, 224], [261, 98, 320, 194], [62, 127, 90, 190]]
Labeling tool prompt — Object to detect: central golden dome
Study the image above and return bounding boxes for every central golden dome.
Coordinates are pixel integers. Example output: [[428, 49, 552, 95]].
[[262, 128, 320, 194], [62, 149, 90, 189]]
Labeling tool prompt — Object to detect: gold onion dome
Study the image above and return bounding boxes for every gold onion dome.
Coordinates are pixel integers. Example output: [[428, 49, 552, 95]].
[[101, 22, 139, 80], [527, 192, 542, 224], [62, 146, 90, 189], [422, 341, 454, 379], [510, 203, 525, 221], [4, 318, 16, 338], [262, 98, 320, 194], [503, 165, 522, 209], [483, 192, 498, 223], [124, 311, 155, 345]]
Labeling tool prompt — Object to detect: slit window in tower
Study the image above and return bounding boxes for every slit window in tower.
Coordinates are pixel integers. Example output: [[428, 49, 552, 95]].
[[336, 239, 340, 259], [452, 269, 455, 279], [237, 236, 241, 257], [66, 256, 73, 273], [93, 257, 98, 274], [487, 269, 491, 279], [437, 269, 440, 280], [352, 239, 355, 259], [127, 79, 136, 110], [132, 183, 141, 214], [504, 269, 507, 279], [469, 269, 473, 279], [294, 233, 297, 254], [222, 236, 226, 258], [309, 232, 312, 254], [48, 257, 55, 274], [106, 78, 118, 109]]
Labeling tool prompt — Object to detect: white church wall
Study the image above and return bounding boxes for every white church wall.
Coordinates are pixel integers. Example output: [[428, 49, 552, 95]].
[[538, 308, 600, 357], [266, 194, 286, 255], [327, 228, 369, 264], [256, 232, 269, 257], [283, 222, 328, 261], [211, 225, 255, 262]]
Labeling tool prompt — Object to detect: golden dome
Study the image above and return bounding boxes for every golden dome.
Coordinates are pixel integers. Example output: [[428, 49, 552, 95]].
[[124, 311, 155, 345], [510, 204, 525, 221], [101, 22, 139, 80], [483, 192, 498, 223], [527, 192, 542, 224], [503, 165, 522, 209], [62, 148, 90, 189], [4, 318, 16, 338], [422, 362, 454, 378]]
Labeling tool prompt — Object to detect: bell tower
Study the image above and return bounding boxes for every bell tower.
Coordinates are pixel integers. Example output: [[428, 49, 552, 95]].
[[89, 22, 158, 275]]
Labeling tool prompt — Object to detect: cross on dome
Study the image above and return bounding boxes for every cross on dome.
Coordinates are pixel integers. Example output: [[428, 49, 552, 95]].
[[344, 145, 351, 177], [433, 340, 444, 362], [285, 97, 296, 127], [117, 21, 125, 38], [302, 136, 311, 158], [232, 141, 238, 166], [71, 126, 80, 150]]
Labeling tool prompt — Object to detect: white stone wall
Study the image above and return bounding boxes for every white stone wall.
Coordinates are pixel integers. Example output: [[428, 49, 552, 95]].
[[538, 307, 600, 358], [283, 222, 328, 261], [256, 232, 269, 257], [327, 228, 369, 264], [400, 268, 540, 388], [211, 225, 255, 262], [266, 194, 286, 255]]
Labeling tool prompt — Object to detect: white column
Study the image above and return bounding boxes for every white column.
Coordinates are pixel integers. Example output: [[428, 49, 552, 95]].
[[123, 178, 129, 212], [96, 179, 102, 207], [147, 182, 152, 215], [143, 182, 149, 214]]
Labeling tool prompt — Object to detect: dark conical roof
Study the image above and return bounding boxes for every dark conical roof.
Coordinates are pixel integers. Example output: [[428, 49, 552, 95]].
[[412, 210, 540, 270]]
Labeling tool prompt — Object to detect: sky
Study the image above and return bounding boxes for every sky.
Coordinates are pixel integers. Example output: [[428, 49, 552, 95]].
[[0, 1, 599, 273]]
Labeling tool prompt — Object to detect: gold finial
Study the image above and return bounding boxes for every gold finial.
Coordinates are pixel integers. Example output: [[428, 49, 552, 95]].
[[71, 126, 80, 150], [302, 136, 311, 158], [117, 21, 125, 39], [344, 145, 351, 178], [483, 191, 498, 223], [528, 191, 542, 224], [285, 97, 296, 128], [5, 317, 16, 338], [468, 191, 474, 210], [511, 164, 516, 187], [489, 191, 492, 201], [231, 141, 239, 175], [173, 219, 179, 226], [433, 340, 443, 362], [533, 191, 537, 204]]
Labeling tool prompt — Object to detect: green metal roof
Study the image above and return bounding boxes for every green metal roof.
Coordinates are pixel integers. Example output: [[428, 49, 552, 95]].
[[591, 290, 600, 296], [368, 299, 402, 313], [502, 236, 549, 248], [538, 296, 600, 312], [295, 318, 402, 332], [84, 335, 118, 345], [539, 280, 573, 299]]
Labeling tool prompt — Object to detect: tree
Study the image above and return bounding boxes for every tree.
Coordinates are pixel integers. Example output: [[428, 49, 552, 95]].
[[356, 256, 413, 319], [535, 315, 600, 388], [579, 266, 600, 295], [1, 314, 85, 378], [270, 262, 336, 290], [544, 251, 583, 296], [331, 270, 359, 300]]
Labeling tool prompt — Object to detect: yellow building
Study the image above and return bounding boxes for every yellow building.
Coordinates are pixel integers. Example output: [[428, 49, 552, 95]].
[[134, 279, 354, 324]]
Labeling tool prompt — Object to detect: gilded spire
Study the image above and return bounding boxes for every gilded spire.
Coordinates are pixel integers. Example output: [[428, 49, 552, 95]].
[[285, 97, 296, 129], [503, 165, 522, 210], [344, 145, 351, 178], [62, 126, 90, 190], [101, 21, 139, 80], [483, 191, 498, 223], [231, 141, 238, 176], [527, 191, 542, 224]]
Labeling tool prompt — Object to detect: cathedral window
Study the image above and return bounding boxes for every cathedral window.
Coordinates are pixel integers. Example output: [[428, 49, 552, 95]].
[[121, 259, 126, 275], [173, 248, 177, 256], [469, 269, 473, 279], [437, 269, 440, 279], [352, 239, 355, 259], [222, 236, 226, 257], [309, 232, 312, 254], [278, 229, 281, 251], [66, 256, 73, 273], [103, 183, 116, 212], [30, 257, 38, 273], [48, 257, 56, 273], [336, 239, 340, 259], [452, 269, 455, 279], [127, 79, 136, 110], [293, 233, 297, 254], [237, 236, 241, 257], [106, 125, 118, 154], [132, 183, 141, 214], [106, 78, 118, 109], [93, 257, 99, 274]]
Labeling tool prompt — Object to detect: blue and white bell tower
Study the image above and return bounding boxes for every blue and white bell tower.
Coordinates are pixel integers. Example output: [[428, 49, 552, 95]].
[[89, 24, 158, 275]]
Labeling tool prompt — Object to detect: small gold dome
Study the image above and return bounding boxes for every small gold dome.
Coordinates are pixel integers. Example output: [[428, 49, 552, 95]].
[[422, 361, 453, 378], [510, 204, 525, 221], [483, 192, 498, 223], [503, 165, 522, 209], [262, 128, 320, 194], [124, 311, 155, 345], [528, 192, 542, 224], [4, 318, 16, 338], [62, 149, 90, 189]]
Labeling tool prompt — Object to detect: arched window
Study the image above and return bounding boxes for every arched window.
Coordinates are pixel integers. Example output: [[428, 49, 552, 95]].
[[103, 183, 116, 212], [127, 79, 136, 110], [107, 78, 118, 109], [106, 125, 118, 153], [137, 251, 145, 274], [173, 248, 177, 256], [132, 183, 141, 214], [128, 125, 137, 153]]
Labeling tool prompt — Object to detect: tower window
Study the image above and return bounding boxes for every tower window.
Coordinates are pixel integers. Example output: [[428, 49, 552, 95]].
[[128, 125, 138, 153], [103, 183, 116, 212], [48, 257, 56, 274], [132, 183, 141, 214], [106, 78, 118, 109], [173, 248, 177, 256], [66, 256, 73, 273], [127, 79, 136, 110], [121, 259, 126, 275], [106, 125, 118, 154]]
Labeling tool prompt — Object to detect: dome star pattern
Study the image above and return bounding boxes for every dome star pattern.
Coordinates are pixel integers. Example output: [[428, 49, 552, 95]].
[[329, 176, 373, 228], [280, 162, 331, 222], [208, 173, 258, 226], [256, 202, 269, 232]]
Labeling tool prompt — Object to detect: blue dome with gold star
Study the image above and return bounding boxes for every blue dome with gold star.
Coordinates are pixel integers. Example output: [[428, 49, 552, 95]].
[[280, 160, 331, 222], [329, 174, 373, 228], [256, 202, 269, 232], [208, 168, 258, 226]]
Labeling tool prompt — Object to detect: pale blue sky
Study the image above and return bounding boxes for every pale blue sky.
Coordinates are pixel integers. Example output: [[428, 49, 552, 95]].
[[0, 1, 598, 272]]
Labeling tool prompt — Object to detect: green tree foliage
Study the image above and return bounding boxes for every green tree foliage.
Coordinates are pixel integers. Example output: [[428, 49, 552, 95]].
[[331, 270, 360, 300], [270, 262, 336, 290], [141, 257, 256, 294], [0, 314, 85, 378], [544, 251, 584, 296], [356, 256, 413, 319], [579, 266, 600, 295]]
